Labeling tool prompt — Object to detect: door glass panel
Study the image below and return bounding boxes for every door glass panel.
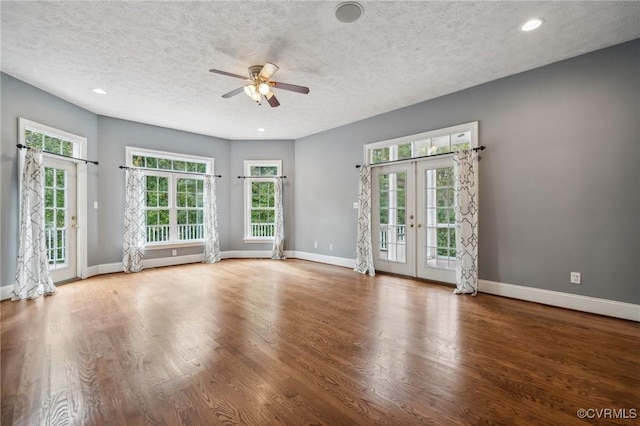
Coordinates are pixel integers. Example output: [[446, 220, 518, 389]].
[[44, 166, 67, 269], [424, 166, 456, 270], [378, 172, 407, 263]]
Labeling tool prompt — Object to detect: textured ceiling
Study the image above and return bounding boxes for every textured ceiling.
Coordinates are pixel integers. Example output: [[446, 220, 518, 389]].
[[2, 1, 639, 140]]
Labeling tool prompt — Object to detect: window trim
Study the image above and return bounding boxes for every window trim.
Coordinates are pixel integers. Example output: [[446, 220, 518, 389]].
[[126, 146, 214, 249], [243, 160, 282, 243]]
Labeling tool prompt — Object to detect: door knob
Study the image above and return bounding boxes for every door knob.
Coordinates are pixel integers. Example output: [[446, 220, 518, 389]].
[[417, 224, 422, 228], [409, 224, 414, 228]]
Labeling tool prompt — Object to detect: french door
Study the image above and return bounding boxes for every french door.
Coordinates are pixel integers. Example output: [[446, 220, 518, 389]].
[[372, 158, 457, 283], [43, 157, 78, 282]]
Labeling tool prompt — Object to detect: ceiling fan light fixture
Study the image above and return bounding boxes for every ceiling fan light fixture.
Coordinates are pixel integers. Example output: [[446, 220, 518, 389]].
[[258, 82, 271, 95], [244, 84, 256, 97], [250, 92, 261, 102]]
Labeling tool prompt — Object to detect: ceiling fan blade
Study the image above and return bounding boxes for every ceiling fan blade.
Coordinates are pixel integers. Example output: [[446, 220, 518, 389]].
[[209, 68, 248, 80], [259, 62, 279, 81], [221, 86, 245, 98], [271, 81, 310, 94], [266, 92, 280, 108]]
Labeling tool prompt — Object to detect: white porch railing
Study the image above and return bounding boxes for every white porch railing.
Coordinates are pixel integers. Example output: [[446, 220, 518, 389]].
[[178, 224, 204, 241], [146, 224, 205, 242], [251, 223, 275, 237], [45, 228, 65, 265], [147, 225, 170, 243], [379, 225, 406, 250]]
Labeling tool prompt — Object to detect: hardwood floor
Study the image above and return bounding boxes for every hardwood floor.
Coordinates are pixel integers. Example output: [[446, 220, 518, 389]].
[[1, 259, 638, 425]]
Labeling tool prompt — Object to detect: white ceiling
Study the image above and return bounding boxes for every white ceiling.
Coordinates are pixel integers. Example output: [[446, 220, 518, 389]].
[[2, 1, 639, 141]]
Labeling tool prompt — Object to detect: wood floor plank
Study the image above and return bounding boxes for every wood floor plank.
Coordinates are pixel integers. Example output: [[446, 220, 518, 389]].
[[1, 259, 638, 425]]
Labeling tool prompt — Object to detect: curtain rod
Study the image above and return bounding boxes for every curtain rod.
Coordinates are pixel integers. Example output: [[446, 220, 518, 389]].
[[355, 145, 486, 168], [118, 165, 221, 178], [237, 175, 287, 179], [17, 143, 99, 165]]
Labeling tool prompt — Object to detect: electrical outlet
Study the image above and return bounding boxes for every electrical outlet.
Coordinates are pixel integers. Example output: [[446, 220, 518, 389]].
[[570, 272, 581, 284], [172, 249, 177, 256], [314, 242, 318, 248], [329, 244, 333, 251]]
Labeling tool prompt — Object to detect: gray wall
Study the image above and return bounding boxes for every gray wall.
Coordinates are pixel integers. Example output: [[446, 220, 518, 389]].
[[228, 140, 295, 251], [1, 73, 99, 286], [96, 117, 230, 264], [295, 40, 640, 304]]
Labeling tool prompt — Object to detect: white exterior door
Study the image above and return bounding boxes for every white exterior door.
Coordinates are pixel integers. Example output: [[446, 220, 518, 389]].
[[416, 159, 456, 283], [43, 157, 78, 282], [372, 163, 415, 276], [372, 158, 457, 284]]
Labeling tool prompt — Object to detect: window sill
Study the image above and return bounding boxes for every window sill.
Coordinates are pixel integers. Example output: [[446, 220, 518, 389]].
[[243, 238, 274, 244], [145, 241, 204, 250]]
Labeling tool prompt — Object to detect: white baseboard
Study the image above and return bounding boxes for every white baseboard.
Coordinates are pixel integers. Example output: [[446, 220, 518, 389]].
[[1, 285, 13, 301], [291, 251, 355, 269], [479, 279, 639, 322]]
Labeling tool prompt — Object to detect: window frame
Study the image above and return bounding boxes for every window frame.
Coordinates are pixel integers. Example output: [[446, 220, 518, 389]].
[[126, 147, 214, 250], [243, 160, 282, 243]]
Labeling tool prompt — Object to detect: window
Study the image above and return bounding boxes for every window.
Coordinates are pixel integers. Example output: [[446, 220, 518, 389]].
[[244, 160, 281, 241], [126, 147, 213, 247], [368, 126, 473, 165]]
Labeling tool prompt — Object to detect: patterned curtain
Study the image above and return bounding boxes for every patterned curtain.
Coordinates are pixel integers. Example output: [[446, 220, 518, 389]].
[[122, 168, 146, 273], [13, 149, 57, 300], [354, 165, 375, 276], [271, 177, 286, 260], [453, 149, 478, 295], [203, 174, 221, 263]]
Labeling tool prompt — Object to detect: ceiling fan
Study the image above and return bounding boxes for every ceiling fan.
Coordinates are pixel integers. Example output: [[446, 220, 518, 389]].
[[209, 62, 309, 107]]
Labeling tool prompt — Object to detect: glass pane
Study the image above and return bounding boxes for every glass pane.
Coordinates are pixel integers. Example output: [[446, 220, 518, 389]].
[[371, 147, 389, 164], [159, 177, 168, 192], [158, 210, 170, 225], [197, 163, 207, 173], [45, 209, 54, 227], [158, 158, 172, 170], [26, 129, 43, 149], [176, 193, 186, 207], [174, 160, 186, 171], [186, 162, 197, 172], [177, 209, 187, 224], [398, 143, 412, 160], [146, 210, 158, 225], [158, 193, 169, 207], [56, 190, 65, 208], [45, 188, 54, 207], [45, 168, 54, 187], [62, 141, 73, 156], [132, 155, 144, 167], [146, 176, 157, 191], [56, 170, 65, 188], [146, 157, 158, 169], [56, 209, 65, 228], [146, 192, 158, 207], [44, 136, 61, 154]]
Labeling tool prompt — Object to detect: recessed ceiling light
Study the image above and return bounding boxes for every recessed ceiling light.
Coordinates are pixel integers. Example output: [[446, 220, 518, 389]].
[[521, 18, 543, 32], [335, 2, 364, 23], [257, 128, 266, 132], [93, 88, 108, 95]]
